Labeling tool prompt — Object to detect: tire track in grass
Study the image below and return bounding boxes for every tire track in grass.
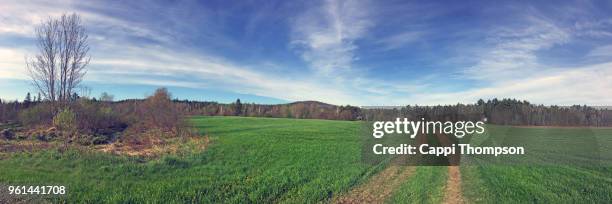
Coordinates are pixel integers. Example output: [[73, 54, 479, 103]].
[[435, 133, 465, 204], [333, 133, 429, 204], [443, 166, 465, 204], [332, 165, 415, 204]]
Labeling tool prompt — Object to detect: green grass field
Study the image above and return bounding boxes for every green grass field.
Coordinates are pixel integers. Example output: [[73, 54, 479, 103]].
[[460, 125, 612, 203], [0, 117, 382, 203], [0, 117, 611, 203]]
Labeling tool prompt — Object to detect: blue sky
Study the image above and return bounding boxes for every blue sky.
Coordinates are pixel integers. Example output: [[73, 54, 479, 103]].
[[1, 0, 612, 105]]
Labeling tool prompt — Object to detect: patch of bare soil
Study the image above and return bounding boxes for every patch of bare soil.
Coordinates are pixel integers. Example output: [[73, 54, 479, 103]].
[[334, 133, 427, 203], [434, 133, 464, 204], [95, 135, 209, 157], [443, 166, 465, 204], [333, 165, 415, 204]]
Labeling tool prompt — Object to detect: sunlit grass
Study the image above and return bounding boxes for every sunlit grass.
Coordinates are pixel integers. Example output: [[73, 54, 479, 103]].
[[0, 116, 377, 203]]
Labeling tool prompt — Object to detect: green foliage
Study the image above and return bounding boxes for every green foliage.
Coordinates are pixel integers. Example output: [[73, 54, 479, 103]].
[[53, 108, 76, 131], [18, 103, 54, 126]]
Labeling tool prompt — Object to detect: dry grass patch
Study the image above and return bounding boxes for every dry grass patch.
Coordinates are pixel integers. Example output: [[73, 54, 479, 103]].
[[96, 134, 209, 157]]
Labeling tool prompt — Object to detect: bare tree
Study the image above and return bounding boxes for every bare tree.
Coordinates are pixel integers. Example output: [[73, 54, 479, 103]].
[[26, 13, 90, 108]]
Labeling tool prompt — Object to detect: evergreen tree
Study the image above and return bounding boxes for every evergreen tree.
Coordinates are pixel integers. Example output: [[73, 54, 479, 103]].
[[71, 93, 79, 101], [24, 92, 32, 107], [477, 99, 485, 106], [234, 98, 242, 116]]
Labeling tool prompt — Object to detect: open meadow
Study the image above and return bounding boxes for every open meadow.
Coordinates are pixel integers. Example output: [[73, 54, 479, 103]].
[[1, 117, 611, 203], [0, 117, 381, 203]]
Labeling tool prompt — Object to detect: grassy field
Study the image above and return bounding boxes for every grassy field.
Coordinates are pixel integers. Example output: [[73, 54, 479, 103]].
[[460, 125, 612, 203], [0, 117, 382, 203], [388, 166, 447, 204], [0, 117, 611, 203]]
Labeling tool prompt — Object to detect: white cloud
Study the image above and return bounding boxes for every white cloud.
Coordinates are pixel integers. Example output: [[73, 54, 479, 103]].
[[291, 0, 373, 74], [0, 47, 28, 80], [575, 19, 612, 38], [0, 0, 77, 36], [464, 17, 570, 81], [83, 44, 361, 105], [376, 31, 422, 51], [0, 0, 363, 105], [409, 62, 612, 106], [428, 16, 612, 106], [587, 44, 612, 58]]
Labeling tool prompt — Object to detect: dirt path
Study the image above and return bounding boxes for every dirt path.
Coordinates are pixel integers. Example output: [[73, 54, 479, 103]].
[[442, 166, 465, 204], [434, 133, 465, 204], [333, 165, 415, 204], [333, 134, 428, 203]]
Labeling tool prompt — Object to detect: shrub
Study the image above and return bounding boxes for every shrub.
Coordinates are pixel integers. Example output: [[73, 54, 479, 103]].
[[74, 134, 94, 145], [53, 108, 76, 132], [18, 103, 54, 127], [131, 88, 182, 134], [72, 99, 123, 132]]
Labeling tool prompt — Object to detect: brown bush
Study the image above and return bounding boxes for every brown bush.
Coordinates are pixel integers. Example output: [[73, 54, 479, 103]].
[[18, 103, 54, 127], [134, 88, 182, 133], [71, 99, 126, 136]]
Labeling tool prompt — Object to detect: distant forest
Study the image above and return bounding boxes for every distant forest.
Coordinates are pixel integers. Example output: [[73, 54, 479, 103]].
[[170, 98, 612, 126], [1, 97, 611, 127]]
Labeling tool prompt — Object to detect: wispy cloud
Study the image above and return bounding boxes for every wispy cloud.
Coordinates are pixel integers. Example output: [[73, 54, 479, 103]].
[[1, 0, 612, 106], [463, 16, 570, 81], [0, 0, 363, 104], [575, 19, 612, 38], [0, 48, 28, 79], [411, 62, 612, 106], [448, 12, 612, 105], [290, 0, 373, 75], [375, 31, 422, 51], [587, 44, 612, 58]]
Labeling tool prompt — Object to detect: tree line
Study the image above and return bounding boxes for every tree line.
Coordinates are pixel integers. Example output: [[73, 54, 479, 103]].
[[3, 96, 612, 127], [361, 98, 612, 126], [113, 98, 612, 126]]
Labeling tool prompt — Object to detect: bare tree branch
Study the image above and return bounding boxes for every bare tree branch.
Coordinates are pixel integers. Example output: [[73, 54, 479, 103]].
[[25, 13, 90, 108]]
